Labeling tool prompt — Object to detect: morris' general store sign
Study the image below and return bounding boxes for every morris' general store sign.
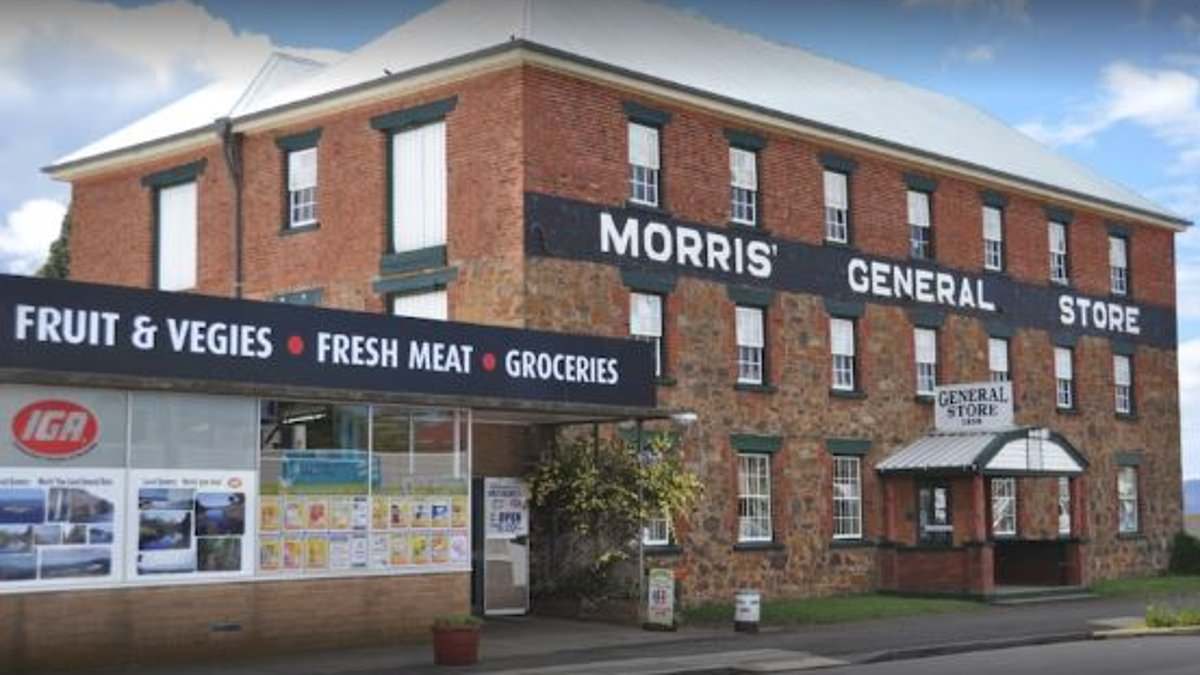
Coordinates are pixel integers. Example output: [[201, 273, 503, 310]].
[[526, 193, 1174, 348], [0, 274, 655, 408], [934, 382, 1014, 432]]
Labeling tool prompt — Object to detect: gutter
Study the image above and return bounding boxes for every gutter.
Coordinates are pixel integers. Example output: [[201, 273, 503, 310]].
[[215, 117, 245, 299]]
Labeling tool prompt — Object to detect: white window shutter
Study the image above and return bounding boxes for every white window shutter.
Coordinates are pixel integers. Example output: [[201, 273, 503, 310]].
[[907, 191, 930, 227], [628, 123, 659, 169], [392, 290, 448, 321], [393, 122, 446, 253], [157, 181, 197, 291], [730, 147, 757, 190], [914, 328, 937, 364], [830, 318, 854, 356], [1114, 354, 1131, 386], [288, 147, 317, 191], [1109, 236, 1127, 268], [983, 207, 1002, 241], [736, 307, 764, 348], [630, 293, 662, 337], [824, 171, 847, 209], [1049, 222, 1066, 253], [988, 338, 1008, 373], [1055, 348, 1073, 380]]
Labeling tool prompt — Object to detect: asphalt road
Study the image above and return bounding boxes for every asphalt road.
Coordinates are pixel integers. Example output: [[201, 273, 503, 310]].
[[826, 637, 1200, 675]]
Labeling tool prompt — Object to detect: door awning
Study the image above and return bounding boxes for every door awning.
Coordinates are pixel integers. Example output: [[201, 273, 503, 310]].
[[877, 427, 1087, 476]]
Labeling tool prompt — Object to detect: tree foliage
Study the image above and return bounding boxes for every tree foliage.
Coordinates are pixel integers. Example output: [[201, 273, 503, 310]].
[[37, 210, 70, 279], [527, 431, 702, 601]]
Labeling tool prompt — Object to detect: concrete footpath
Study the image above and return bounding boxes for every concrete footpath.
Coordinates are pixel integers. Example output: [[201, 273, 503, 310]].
[[64, 595, 1179, 675]]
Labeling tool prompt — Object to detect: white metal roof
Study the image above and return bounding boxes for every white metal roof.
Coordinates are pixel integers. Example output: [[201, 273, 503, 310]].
[[46, 0, 1188, 226], [877, 428, 1084, 474]]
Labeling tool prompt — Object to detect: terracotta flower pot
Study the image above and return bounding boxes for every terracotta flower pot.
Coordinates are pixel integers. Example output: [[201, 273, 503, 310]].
[[432, 625, 480, 666]]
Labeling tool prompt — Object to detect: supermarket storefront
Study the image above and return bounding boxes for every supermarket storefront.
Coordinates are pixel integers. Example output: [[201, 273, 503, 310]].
[[0, 274, 659, 671]]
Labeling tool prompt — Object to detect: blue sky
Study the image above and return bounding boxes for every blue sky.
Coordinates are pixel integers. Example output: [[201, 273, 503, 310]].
[[1, 0, 1198, 474]]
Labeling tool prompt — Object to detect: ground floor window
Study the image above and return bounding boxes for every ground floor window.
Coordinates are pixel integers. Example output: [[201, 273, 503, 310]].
[[1058, 476, 1071, 536], [990, 477, 1016, 537], [1118, 466, 1139, 534], [737, 453, 772, 542], [832, 455, 862, 540], [918, 481, 952, 545]]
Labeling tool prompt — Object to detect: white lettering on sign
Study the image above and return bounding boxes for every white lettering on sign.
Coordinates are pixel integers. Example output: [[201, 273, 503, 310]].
[[14, 304, 120, 346], [165, 319, 273, 358], [934, 381, 1014, 432], [1057, 295, 1140, 336], [316, 332, 400, 368], [847, 258, 995, 312], [600, 212, 775, 279], [503, 349, 620, 385], [408, 340, 473, 374]]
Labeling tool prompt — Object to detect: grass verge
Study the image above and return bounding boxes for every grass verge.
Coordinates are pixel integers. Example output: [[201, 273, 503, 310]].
[[1091, 575, 1200, 598], [684, 593, 981, 626]]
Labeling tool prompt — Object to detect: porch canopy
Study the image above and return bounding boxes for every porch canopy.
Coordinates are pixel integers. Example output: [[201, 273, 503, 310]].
[[876, 427, 1087, 476]]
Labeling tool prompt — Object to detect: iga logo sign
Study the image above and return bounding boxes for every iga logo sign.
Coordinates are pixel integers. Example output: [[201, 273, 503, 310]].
[[11, 400, 100, 460]]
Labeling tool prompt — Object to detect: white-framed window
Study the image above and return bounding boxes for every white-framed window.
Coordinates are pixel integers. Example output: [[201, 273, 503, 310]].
[[988, 337, 1010, 382], [630, 292, 664, 378], [908, 190, 932, 259], [1109, 235, 1129, 296], [830, 317, 856, 392], [1049, 221, 1069, 285], [1058, 476, 1072, 536], [736, 306, 765, 385], [730, 146, 757, 225], [643, 511, 672, 547], [628, 122, 660, 206], [914, 327, 937, 395], [157, 181, 197, 292], [392, 120, 447, 253], [391, 289, 448, 321], [1114, 353, 1133, 415], [1054, 347, 1074, 409], [991, 477, 1016, 537], [823, 170, 849, 243], [287, 146, 318, 228], [833, 455, 862, 540], [1118, 466, 1139, 534], [983, 205, 1004, 271], [738, 453, 772, 542]]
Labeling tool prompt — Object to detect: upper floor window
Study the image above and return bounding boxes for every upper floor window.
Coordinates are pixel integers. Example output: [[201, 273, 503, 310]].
[[737, 453, 772, 543], [907, 190, 932, 259], [630, 292, 664, 378], [735, 306, 765, 385], [988, 337, 1010, 383], [392, 289, 447, 321], [643, 511, 672, 547], [991, 477, 1016, 537], [1054, 346, 1074, 409], [392, 121, 447, 253], [1048, 221, 1069, 285], [287, 147, 318, 228], [1114, 353, 1133, 415], [628, 122, 660, 207], [832, 455, 863, 540], [982, 206, 1004, 271], [157, 181, 197, 292], [730, 146, 758, 225], [1109, 235, 1129, 296], [823, 170, 849, 244], [914, 327, 938, 396], [830, 317, 856, 392]]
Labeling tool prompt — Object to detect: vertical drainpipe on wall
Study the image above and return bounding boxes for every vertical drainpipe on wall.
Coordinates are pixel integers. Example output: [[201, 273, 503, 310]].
[[215, 117, 245, 299]]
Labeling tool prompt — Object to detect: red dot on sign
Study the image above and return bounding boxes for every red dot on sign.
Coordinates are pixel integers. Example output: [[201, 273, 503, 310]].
[[482, 353, 497, 372], [287, 336, 305, 355]]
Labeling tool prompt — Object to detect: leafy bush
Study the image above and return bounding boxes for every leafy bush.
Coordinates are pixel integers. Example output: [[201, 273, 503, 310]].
[[1168, 531, 1200, 575]]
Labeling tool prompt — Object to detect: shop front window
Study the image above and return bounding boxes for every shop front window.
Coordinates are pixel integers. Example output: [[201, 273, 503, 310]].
[[918, 482, 952, 545]]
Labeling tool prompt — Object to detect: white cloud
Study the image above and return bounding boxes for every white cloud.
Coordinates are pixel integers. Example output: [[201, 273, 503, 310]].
[[0, 198, 67, 275], [946, 43, 998, 65], [1181, 338, 1200, 478]]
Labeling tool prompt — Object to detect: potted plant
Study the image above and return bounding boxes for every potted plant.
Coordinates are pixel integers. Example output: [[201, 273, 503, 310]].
[[431, 614, 483, 666]]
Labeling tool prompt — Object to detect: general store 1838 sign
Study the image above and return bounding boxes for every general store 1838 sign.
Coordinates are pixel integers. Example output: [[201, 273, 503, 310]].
[[934, 381, 1014, 432]]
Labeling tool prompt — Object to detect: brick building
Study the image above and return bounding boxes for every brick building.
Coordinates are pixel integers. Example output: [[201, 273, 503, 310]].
[[13, 0, 1189, 667]]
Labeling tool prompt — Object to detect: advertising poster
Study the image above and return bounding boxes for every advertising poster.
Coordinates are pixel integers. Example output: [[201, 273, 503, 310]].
[[390, 497, 411, 529], [388, 533, 409, 566], [259, 496, 281, 532], [350, 534, 368, 568], [431, 531, 450, 564], [409, 531, 430, 565], [370, 534, 389, 568], [450, 532, 470, 565], [411, 499, 431, 529], [284, 497, 306, 531], [485, 478, 528, 539], [371, 497, 389, 530], [283, 536, 304, 570], [259, 535, 282, 572], [306, 498, 329, 530], [331, 498, 352, 531], [128, 470, 255, 579], [329, 533, 351, 570], [351, 497, 369, 530], [305, 534, 329, 571], [430, 499, 451, 528], [0, 468, 123, 588], [451, 496, 468, 528], [646, 568, 676, 628]]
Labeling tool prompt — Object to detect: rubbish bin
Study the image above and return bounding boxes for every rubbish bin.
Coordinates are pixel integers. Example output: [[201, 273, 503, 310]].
[[734, 589, 760, 633]]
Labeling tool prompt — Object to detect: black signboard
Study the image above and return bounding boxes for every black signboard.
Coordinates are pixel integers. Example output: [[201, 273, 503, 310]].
[[0, 274, 656, 408], [525, 192, 1176, 349]]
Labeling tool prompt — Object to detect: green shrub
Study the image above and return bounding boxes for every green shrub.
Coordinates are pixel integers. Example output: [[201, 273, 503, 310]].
[[1168, 532, 1200, 575], [1145, 603, 1200, 628]]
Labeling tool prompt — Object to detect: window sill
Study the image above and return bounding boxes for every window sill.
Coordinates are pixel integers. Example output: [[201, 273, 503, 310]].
[[830, 389, 866, 400], [655, 376, 678, 388], [733, 541, 785, 552], [914, 394, 934, 405], [1115, 411, 1138, 422], [281, 222, 320, 235], [1050, 279, 1072, 289], [728, 221, 767, 234], [625, 200, 671, 217], [1055, 406, 1080, 416], [644, 544, 683, 556], [735, 383, 777, 394], [830, 538, 875, 549], [1116, 532, 1144, 541], [823, 240, 854, 249], [982, 268, 1007, 277]]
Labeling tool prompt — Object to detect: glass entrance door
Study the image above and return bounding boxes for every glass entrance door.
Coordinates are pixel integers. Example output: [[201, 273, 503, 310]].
[[482, 477, 529, 615]]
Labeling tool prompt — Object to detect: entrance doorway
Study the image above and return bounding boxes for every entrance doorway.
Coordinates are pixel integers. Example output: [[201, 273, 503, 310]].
[[473, 477, 530, 615]]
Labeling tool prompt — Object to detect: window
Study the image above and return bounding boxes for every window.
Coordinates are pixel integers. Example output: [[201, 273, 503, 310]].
[[833, 456, 862, 539], [392, 290, 447, 321], [736, 306, 765, 385], [830, 317, 856, 392], [392, 120, 447, 253], [287, 147, 317, 228], [1109, 235, 1129, 296], [988, 337, 1010, 382], [824, 170, 849, 243], [630, 292, 664, 378], [1049, 221, 1069, 285], [907, 190, 932, 259], [983, 206, 1004, 271], [737, 453, 772, 542], [156, 181, 198, 291], [914, 328, 937, 395], [730, 146, 757, 225], [1118, 466, 1139, 534], [643, 512, 672, 547], [918, 482, 952, 545], [1058, 476, 1072, 536], [991, 477, 1016, 537], [1054, 347, 1074, 409], [628, 122, 660, 206], [1114, 354, 1133, 415]]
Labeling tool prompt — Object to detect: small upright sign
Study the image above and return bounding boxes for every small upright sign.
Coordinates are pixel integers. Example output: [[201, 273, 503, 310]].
[[934, 381, 1014, 432], [645, 568, 675, 629]]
